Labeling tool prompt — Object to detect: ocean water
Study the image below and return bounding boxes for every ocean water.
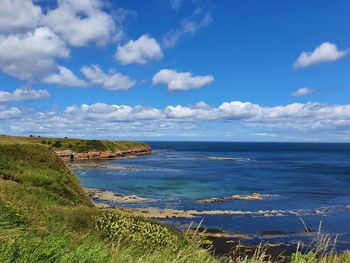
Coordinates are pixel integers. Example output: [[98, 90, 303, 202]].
[[74, 142, 350, 249]]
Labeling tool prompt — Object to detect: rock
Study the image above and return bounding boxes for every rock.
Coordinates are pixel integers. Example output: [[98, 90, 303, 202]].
[[87, 151, 101, 159], [207, 156, 240, 161], [76, 152, 88, 159], [55, 150, 75, 159], [198, 193, 276, 203], [69, 146, 151, 160], [100, 151, 116, 158], [85, 188, 151, 203]]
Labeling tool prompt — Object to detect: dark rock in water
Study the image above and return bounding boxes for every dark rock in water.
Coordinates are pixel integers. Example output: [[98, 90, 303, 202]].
[[198, 193, 277, 203], [203, 236, 293, 262], [260, 230, 293, 237]]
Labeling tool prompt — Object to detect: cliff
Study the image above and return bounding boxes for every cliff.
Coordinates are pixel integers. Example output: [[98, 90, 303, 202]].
[[55, 145, 151, 160], [0, 136, 151, 160]]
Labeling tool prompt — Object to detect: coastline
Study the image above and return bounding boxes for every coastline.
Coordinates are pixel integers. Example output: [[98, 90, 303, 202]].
[[56, 145, 152, 160]]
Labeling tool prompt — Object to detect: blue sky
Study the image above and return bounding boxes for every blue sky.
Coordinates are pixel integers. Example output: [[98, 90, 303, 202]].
[[0, 0, 350, 141]]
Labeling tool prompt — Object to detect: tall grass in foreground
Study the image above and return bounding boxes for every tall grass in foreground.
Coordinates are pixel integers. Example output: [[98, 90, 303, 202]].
[[223, 220, 350, 263]]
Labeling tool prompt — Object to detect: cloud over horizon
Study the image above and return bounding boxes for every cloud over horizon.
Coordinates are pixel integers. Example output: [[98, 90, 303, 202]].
[[2, 101, 350, 141], [0, 88, 50, 103]]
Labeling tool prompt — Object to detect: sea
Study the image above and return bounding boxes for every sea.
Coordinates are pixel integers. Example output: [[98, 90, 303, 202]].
[[74, 142, 350, 250]]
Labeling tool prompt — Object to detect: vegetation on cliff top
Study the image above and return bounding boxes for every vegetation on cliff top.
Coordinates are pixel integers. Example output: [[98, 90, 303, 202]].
[[0, 137, 349, 262], [0, 135, 148, 153]]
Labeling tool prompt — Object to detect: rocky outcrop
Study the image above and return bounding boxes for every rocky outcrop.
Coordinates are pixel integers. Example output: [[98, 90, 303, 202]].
[[56, 145, 151, 160], [85, 188, 152, 203], [56, 150, 75, 159], [197, 193, 277, 203]]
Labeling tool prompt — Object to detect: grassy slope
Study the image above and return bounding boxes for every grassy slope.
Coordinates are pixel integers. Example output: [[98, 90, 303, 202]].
[[0, 142, 215, 263], [0, 136, 148, 153]]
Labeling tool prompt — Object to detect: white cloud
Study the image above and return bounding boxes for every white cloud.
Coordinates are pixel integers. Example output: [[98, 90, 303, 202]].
[[195, 101, 209, 108], [294, 42, 348, 69], [291, 87, 316, 97], [115, 35, 163, 65], [0, 27, 69, 80], [0, 0, 42, 32], [0, 88, 50, 103], [42, 0, 117, 47], [81, 65, 136, 91], [162, 9, 212, 48], [2, 101, 350, 141], [43, 66, 87, 87], [0, 106, 22, 119], [152, 69, 214, 91], [65, 103, 163, 122]]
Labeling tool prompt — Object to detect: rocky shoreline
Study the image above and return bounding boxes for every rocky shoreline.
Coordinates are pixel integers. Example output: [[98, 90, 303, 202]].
[[56, 145, 152, 160], [67, 161, 138, 170]]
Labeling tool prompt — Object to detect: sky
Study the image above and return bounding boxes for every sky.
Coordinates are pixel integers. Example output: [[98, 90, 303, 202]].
[[0, 0, 350, 142]]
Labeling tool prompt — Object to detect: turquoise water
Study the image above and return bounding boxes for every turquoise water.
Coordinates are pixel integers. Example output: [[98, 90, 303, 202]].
[[74, 142, 350, 249]]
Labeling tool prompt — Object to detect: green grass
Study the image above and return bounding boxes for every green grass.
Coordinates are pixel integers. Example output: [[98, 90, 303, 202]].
[[0, 137, 349, 262], [0, 135, 147, 153], [0, 140, 216, 263]]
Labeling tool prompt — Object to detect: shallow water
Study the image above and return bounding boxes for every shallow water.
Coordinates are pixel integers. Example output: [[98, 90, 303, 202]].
[[74, 142, 350, 249]]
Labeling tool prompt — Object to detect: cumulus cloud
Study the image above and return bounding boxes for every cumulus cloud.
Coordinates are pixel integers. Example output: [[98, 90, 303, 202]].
[[0, 105, 22, 119], [81, 65, 136, 91], [162, 8, 212, 48], [65, 103, 163, 122], [42, 0, 117, 47], [291, 87, 316, 97], [2, 101, 350, 140], [294, 42, 348, 69], [152, 69, 214, 91], [42, 66, 87, 87], [0, 27, 69, 80], [115, 35, 163, 65], [1, 0, 120, 47], [0, 88, 50, 103], [0, 0, 42, 32]]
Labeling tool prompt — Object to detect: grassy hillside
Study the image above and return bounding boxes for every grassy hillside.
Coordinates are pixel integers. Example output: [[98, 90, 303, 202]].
[[0, 138, 349, 262], [0, 142, 215, 263], [0, 135, 148, 153]]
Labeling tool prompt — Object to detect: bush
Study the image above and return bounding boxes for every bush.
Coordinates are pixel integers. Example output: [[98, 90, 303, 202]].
[[52, 141, 62, 148], [96, 211, 183, 251]]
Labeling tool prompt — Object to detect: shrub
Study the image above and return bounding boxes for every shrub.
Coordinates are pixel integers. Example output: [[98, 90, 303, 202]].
[[52, 141, 62, 148], [96, 211, 183, 251]]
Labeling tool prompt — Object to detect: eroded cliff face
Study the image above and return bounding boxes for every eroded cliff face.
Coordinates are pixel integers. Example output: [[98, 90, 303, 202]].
[[55, 145, 151, 160]]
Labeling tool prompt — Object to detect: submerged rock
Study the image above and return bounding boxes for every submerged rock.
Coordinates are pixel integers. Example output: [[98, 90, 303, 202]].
[[198, 193, 276, 203], [85, 188, 151, 203], [207, 156, 241, 161]]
